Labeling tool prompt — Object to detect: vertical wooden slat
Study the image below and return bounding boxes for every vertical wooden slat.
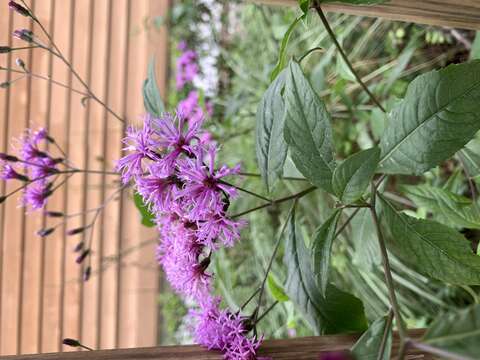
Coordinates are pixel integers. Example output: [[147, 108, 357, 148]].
[[100, 0, 128, 349], [19, 0, 51, 354], [0, 6, 31, 355]]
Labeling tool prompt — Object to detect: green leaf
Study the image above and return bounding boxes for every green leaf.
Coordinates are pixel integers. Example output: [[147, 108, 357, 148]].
[[312, 209, 342, 296], [267, 274, 289, 302], [270, 16, 303, 81], [350, 208, 381, 270], [402, 184, 480, 229], [458, 146, 480, 177], [284, 61, 336, 193], [284, 207, 367, 334], [378, 194, 480, 285], [470, 31, 480, 60], [379, 61, 480, 175], [333, 147, 380, 204], [256, 71, 288, 193], [143, 58, 165, 117], [351, 315, 392, 360], [423, 304, 480, 359], [133, 192, 156, 227], [298, 0, 310, 16]]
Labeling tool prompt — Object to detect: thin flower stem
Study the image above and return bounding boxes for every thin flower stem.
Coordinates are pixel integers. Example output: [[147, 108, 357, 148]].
[[19, 1, 125, 124], [11, 46, 41, 51], [230, 186, 316, 219], [458, 156, 480, 214], [238, 172, 307, 182], [410, 341, 471, 360], [254, 301, 279, 325], [369, 183, 408, 344], [377, 308, 394, 360], [298, 46, 324, 63], [220, 180, 271, 202], [313, 3, 386, 113], [0, 66, 89, 97], [254, 202, 296, 323], [240, 287, 261, 311]]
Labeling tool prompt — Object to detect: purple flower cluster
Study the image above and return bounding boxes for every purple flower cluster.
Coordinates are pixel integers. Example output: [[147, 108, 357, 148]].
[[118, 111, 266, 358], [0, 128, 59, 210], [176, 41, 199, 90], [190, 297, 269, 360]]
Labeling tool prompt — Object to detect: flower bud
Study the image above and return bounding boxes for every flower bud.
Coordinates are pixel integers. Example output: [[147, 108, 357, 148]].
[[8, 1, 31, 17], [37, 228, 55, 237], [67, 226, 87, 236], [0, 82, 10, 89], [0, 196, 5, 204], [73, 241, 84, 252], [83, 266, 91, 281], [15, 57, 26, 69], [12, 29, 33, 43], [0, 153, 19, 162], [62, 338, 80, 347], [75, 249, 90, 264], [46, 211, 63, 217], [0, 46, 12, 54]]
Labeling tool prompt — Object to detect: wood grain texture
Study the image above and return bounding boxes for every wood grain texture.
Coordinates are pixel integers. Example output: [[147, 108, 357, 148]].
[[0, 0, 170, 355], [255, 0, 480, 30], [2, 330, 435, 360]]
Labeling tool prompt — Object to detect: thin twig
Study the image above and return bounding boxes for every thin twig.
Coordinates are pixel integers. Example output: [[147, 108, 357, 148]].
[[220, 180, 271, 202], [377, 309, 394, 360], [410, 341, 472, 360], [313, 3, 386, 113]]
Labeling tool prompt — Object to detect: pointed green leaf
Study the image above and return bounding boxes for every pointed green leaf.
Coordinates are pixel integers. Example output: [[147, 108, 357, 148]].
[[333, 147, 380, 204], [267, 274, 289, 302], [379, 61, 480, 175], [458, 147, 480, 177], [284, 61, 335, 193], [350, 208, 381, 270], [270, 16, 302, 81], [378, 194, 480, 285], [402, 184, 480, 229], [143, 58, 165, 117], [256, 71, 288, 193], [423, 304, 480, 359], [284, 207, 367, 334], [312, 209, 342, 296], [351, 315, 392, 360], [133, 192, 156, 227]]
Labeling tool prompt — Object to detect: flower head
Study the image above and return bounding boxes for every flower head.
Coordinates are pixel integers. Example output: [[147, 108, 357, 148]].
[[22, 183, 51, 210], [176, 46, 199, 90]]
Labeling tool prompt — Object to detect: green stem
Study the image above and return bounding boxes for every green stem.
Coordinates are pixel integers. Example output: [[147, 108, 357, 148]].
[[313, 3, 386, 113], [298, 46, 324, 63], [410, 341, 472, 360], [376, 309, 394, 360], [369, 183, 408, 344]]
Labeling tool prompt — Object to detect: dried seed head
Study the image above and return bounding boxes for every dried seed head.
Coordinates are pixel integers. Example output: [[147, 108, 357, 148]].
[[75, 249, 90, 264], [62, 338, 80, 347], [37, 228, 55, 237], [73, 241, 84, 252], [46, 211, 64, 218], [83, 266, 91, 281], [67, 226, 87, 236]]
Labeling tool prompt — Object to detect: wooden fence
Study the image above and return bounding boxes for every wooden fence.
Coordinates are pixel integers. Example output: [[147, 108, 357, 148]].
[[0, 0, 170, 356]]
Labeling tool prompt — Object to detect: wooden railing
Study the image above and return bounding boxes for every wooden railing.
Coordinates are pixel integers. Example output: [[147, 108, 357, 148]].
[[256, 0, 480, 30], [2, 330, 433, 360]]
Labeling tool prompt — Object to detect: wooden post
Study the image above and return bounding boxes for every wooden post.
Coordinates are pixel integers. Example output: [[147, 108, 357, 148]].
[[254, 0, 480, 30]]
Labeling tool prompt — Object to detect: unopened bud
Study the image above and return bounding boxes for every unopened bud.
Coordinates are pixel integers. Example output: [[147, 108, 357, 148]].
[[0, 153, 19, 162], [15, 57, 26, 69], [62, 338, 80, 347], [0, 82, 10, 89], [8, 1, 31, 17], [0, 46, 11, 54], [73, 241, 84, 252], [52, 157, 64, 164], [83, 266, 91, 281], [12, 29, 33, 43], [0, 196, 6, 204], [75, 249, 90, 264], [67, 226, 87, 236], [46, 211, 63, 217], [37, 228, 55, 237]]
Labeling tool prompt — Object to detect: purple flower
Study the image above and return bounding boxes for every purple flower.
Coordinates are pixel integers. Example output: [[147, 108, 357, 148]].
[[136, 174, 181, 214], [30, 157, 58, 180], [196, 214, 246, 249], [116, 119, 158, 184], [176, 47, 199, 90], [151, 113, 204, 176], [179, 145, 239, 219], [178, 90, 205, 124], [156, 217, 212, 301], [0, 162, 28, 181], [19, 129, 48, 160], [190, 297, 265, 360], [22, 183, 51, 210]]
